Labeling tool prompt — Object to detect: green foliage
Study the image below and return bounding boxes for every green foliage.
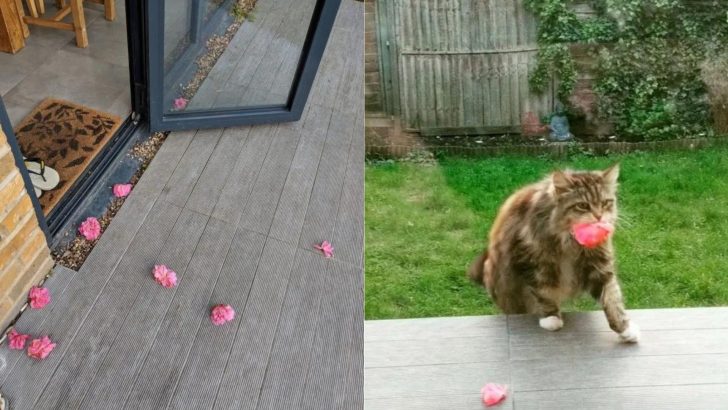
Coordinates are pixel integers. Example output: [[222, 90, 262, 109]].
[[525, 0, 617, 101], [594, 38, 712, 140], [231, 3, 246, 22], [525, 0, 728, 141]]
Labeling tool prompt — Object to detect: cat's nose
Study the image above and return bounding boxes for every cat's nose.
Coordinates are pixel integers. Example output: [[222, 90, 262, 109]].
[[592, 211, 602, 221]]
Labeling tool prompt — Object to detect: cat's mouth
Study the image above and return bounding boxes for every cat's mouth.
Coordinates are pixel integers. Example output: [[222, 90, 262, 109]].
[[571, 222, 614, 248]]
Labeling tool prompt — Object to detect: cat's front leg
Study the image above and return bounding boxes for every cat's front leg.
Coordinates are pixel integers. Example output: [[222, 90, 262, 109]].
[[590, 273, 640, 343], [529, 288, 564, 331]]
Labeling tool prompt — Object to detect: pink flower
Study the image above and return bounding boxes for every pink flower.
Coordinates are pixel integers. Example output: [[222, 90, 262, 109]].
[[572, 221, 614, 249], [173, 97, 188, 110], [113, 183, 132, 198], [314, 240, 334, 258], [210, 304, 235, 326], [7, 329, 30, 350], [28, 286, 51, 309], [152, 265, 177, 288], [481, 383, 508, 407], [78, 217, 101, 241], [27, 336, 56, 360]]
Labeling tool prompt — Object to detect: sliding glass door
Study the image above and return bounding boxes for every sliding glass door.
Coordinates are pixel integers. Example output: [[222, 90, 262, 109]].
[[146, 0, 342, 131]]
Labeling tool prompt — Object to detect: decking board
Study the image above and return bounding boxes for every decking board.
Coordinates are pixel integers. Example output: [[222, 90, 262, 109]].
[[166, 227, 267, 410], [77, 209, 209, 410], [124, 217, 236, 410], [211, 238, 298, 410], [237, 122, 303, 235], [255, 249, 328, 410], [301, 260, 363, 410], [32, 201, 185, 410], [267, 103, 333, 244], [365, 309, 728, 410], [185, 127, 252, 216], [161, 128, 223, 208]]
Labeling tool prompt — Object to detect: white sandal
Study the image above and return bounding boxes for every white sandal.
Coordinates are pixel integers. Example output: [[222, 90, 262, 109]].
[[24, 158, 60, 192], [0, 391, 7, 410]]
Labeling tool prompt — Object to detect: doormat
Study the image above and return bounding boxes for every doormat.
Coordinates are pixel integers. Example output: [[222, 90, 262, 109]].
[[14, 98, 122, 214]]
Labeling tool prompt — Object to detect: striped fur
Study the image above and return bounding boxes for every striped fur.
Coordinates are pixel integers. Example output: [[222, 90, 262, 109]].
[[470, 164, 636, 338]]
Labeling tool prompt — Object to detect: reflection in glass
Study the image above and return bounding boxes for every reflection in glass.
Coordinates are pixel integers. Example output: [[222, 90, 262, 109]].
[[163, 0, 318, 114]]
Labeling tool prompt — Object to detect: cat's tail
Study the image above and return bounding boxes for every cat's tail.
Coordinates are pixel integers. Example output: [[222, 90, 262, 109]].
[[468, 249, 488, 286]]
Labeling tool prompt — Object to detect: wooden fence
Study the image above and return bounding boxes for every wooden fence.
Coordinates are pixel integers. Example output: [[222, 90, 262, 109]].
[[375, 0, 555, 135]]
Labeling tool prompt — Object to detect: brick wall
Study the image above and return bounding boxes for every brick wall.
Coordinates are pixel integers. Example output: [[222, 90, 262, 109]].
[[364, 0, 383, 113], [0, 128, 54, 330]]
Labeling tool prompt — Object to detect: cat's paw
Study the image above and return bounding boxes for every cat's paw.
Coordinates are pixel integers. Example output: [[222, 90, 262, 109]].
[[619, 321, 640, 343], [539, 315, 564, 331]]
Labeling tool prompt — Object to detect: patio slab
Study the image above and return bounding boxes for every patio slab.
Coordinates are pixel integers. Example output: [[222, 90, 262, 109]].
[[364, 308, 728, 410], [0, 1, 363, 409]]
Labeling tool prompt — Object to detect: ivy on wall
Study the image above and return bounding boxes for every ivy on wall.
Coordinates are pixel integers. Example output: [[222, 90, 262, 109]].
[[525, 0, 728, 141]]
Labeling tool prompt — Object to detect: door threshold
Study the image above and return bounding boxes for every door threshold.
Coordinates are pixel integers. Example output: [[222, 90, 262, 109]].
[[47, 115, 148, 248]]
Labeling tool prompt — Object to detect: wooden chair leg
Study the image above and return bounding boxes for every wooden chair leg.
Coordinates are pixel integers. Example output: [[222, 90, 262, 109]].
[[24, 0, 38, 18], [55, 0, 65, 9], [35, 0, 45, 15], [104, 0, 114, 21], [14, 0, 30, 37], [69, 0, 87, 47]]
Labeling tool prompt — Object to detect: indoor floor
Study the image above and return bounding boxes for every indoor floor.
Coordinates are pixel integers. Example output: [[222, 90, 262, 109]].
[[0, 0, 130, 126]]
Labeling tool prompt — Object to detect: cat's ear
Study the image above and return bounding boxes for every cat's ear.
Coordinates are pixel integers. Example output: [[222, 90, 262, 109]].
[[602, 163, 620, 185], [552, 171, 572, 195]]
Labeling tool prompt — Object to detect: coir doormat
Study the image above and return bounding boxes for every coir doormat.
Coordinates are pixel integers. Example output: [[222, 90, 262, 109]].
[[14, 98, 122, 214]]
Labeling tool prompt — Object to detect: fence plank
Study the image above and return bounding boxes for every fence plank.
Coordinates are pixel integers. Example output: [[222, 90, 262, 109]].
[[377, 0, 554, 133]]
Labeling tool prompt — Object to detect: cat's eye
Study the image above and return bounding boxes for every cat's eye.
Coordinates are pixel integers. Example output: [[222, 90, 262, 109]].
[[602, 200, 614, 208], [575, 202, 590, 211]]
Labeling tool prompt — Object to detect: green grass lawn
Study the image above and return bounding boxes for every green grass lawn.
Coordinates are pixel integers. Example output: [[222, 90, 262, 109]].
[[365, 148, 728, 319]]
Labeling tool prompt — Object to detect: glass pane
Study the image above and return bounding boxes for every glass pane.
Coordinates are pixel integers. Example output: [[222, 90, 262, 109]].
[[162, 0, 318, 114]]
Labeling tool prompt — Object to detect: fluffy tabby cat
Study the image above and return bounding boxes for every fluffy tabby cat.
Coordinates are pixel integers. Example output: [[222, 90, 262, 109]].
[[468, 164, 639, 342]]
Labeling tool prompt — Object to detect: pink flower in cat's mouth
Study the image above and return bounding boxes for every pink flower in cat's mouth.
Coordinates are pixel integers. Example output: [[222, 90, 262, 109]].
[[113, 183, 132, 198], [210, 304, 235, 326], [28, 286, 51, 309], [481, 383, 508, 406], [8, 328, 30, 350], [27, 336, 56, 360], [572, 221, 614, 248], [78, 217, 101, 241], [314, 241, 334, 258], [152, 265, 178, 288], [173, 97, 188, 110]]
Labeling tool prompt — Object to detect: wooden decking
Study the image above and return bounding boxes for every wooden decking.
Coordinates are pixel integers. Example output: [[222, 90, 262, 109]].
[[0, 1, 363, 409], [188, 0, 317, 110], [364, 308, 728, 409]]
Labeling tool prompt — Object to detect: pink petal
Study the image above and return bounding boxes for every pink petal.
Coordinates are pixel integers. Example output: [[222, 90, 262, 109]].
[[210, 304, 235, 326], [78, 217, 101, 241], [572, 222, 614, 248], [28, 286, 51, 309], [8, 329, 30, 350], [27, 336, 56, 360], [481, 383, 508, 407], [173, 97, 188, 110], [314, 241, 334, 258], [113, 183, 133, 198], [152, 265, 178, 288]]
